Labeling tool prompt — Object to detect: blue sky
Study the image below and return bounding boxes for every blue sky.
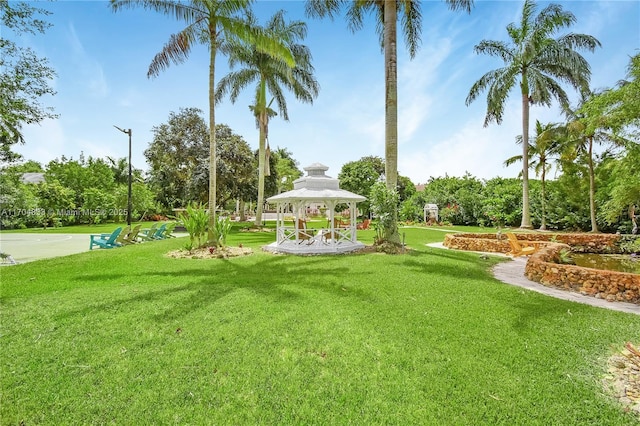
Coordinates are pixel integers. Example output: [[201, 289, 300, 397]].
[[14, 0, 640, 184]]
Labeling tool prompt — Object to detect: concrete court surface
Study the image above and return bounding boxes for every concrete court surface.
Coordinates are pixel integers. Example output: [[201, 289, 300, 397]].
[[0, 233, 93, 264]]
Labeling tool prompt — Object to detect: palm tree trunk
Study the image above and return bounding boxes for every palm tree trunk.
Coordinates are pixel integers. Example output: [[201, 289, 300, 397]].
[[255, 80, 267, 227], [383, 0, 400, 244], [587, 135, 599, 232], [208, 33, 218, 244], [256, 110, 267, 227], [520, 90, 532, 229], [540, 165, 547, 230]]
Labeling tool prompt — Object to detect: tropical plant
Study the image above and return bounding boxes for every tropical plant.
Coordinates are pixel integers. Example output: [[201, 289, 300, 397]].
[[180, 202, 209, 251], [216, 9, 319, 226], [306, 0, 473, 244], [110, 0, 293, 245], [369, 181, 399, 247], [466, 0, 600, 229], [212, 216, 232, 247], [505, 120, 564, 230], [580, 53, 640, 139]]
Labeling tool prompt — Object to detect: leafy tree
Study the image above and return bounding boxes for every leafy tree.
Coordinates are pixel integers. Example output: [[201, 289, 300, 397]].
[[399, 191, 428, 222], [145, 108, 255, 212], [307, 0, 473, 244], [598, 144, 640, 233], [114, 182, 159, 223], [544, 174, 591, 231], [44, 155, 116, 211], [82, 188, 115, 224], [111, 0, 293, 245], [466, 0, 600, 229], [0, 161, 42, 228], [481, 177, 523, 228], [0, 1, 57, 162], [216, 124, 256, 208], [421, 174, 483, 225], [397, 175, 416, 204], [36, 181, 76, 227], [505, 120, 563, 230], [216, 9, 319, 226], [145, 107, 210, 209], [273, 147, 302, 194], [338, 156, 385, 217]]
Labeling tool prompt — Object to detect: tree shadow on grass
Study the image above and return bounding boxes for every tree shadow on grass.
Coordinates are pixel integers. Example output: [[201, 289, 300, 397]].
[[399, 248, 503, 282], [63, 254, 375, 323]]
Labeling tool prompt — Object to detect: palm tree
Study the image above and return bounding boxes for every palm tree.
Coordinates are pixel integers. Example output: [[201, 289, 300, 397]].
[[505, 120, 563, 230], [306, 0, 472, 244], [110, 0, 293, 244], [561, 91, 628, 233], [466, 0, 600, 229], [216, 10, 319, 226]]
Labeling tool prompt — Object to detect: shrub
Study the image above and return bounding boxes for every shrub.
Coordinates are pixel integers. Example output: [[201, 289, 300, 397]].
[[180, 202, 208, 250]]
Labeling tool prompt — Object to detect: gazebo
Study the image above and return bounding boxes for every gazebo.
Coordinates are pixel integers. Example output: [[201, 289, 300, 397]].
[[264, 163, 366, 254]]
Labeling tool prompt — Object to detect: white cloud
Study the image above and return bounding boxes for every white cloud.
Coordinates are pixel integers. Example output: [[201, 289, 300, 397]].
[[66, 22, 109, 98]]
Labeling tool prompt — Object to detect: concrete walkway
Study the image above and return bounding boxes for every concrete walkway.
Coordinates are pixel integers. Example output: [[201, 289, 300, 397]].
[[427, 242, 640, 316]]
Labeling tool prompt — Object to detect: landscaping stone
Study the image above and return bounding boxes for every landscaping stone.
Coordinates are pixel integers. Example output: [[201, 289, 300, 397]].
[[444, 232, 640, 305]]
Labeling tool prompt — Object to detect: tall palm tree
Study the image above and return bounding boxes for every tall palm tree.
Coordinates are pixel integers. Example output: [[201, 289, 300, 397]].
[[306, 0, 472, 244], [504, 120, 563, 230], [466, 0, 600, 229], [110, 0, 293, 244], [215, 10, 319, 226]]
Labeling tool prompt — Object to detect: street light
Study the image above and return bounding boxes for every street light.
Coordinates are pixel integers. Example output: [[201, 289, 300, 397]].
[[113, 125, 132, 226]]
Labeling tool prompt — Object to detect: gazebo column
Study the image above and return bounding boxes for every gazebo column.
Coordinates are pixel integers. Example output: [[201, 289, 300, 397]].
[[326, 200, 337, 247]]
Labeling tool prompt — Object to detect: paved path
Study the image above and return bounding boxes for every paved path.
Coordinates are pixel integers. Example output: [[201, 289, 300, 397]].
[[427, 242, 640, 316]]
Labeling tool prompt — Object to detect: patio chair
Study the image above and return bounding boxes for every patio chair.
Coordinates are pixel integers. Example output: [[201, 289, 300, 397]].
[[90, 227, 123, 250], [138, 223, 158, 242], [505, 232, 537, 257], [162, 222, 177, 238], [122, 224, 142, 244], [295, 218, 315, 245], [356, 219, 371, 230], [151, 223, 167, 240], [113, 226, 131, 246]]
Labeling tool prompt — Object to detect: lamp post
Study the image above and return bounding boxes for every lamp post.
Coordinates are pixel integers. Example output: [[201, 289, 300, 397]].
[[114, 125, 132, 226]]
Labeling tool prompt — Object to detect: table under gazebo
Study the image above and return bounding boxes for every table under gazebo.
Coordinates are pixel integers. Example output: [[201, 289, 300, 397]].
[[264, 163, 367, 254]]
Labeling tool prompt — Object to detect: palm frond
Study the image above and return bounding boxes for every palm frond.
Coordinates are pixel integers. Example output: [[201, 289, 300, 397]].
[[474, 40, 514, 64], [399, 0, 422, 59], [305, 0, 343, 20], [147, 25, 198, 78], [444, 0, 473, 14]]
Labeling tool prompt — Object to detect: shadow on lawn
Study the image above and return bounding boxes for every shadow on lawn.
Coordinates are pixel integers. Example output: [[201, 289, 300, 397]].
[[64, 254, 375, 323]]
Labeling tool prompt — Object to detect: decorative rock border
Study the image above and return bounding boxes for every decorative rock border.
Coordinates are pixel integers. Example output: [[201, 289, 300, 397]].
[[443, 232, 640, 305]]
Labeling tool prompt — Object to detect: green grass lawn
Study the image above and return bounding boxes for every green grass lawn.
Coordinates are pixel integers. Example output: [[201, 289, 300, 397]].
[[1, 227, 638, 424]]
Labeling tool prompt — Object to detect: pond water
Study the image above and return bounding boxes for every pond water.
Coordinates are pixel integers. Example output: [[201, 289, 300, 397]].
[[571, 254, 640, 274]]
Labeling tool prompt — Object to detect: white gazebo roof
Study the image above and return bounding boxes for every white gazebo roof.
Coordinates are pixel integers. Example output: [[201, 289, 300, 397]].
[[267, 163, 365, 203]]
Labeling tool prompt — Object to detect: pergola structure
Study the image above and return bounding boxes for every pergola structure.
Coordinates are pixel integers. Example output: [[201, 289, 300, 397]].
[[264, 163, 366, 254]]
